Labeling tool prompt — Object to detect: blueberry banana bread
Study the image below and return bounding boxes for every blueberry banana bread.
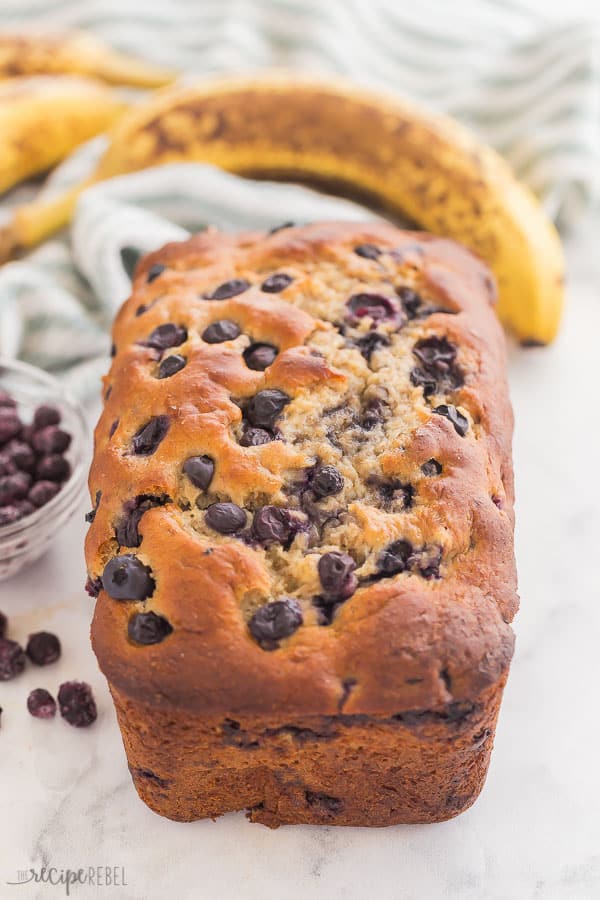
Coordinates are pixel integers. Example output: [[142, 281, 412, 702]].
[[85, 222, 518, 826]]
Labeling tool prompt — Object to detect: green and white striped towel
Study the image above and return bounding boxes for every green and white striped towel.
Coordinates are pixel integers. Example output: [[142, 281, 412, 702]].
[[0, 0, 598, 395]]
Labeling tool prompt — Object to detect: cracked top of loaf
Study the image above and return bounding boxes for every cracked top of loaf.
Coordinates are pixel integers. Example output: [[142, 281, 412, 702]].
[[86, 222, 517, 717]]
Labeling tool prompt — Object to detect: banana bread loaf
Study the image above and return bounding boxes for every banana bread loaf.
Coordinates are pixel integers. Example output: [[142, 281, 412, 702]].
[[85, 221, 518, 827]]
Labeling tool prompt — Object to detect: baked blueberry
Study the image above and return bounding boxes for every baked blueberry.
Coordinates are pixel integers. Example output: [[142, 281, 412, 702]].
[[146, 263, 166, 283], [0, 611, 6, 638], [261, 273, 293, 293], [353, 332, 390, 362], [248, 597, 303, 649], [26, 632, 61, 666], [32, 426, 71, 455], [245, 389, 290, 429], [85, 576, 103, 598], [0, 638, 26, 680], [410, 367, 438, 399], [27, 688, 57, 719], [360, 399, 387, 430], [33, 405, 60, 429], [239, 427, 274, 446], [109, 419, 119, 438], [205, 278, 250, 300], [58, 681, 97, 727], [102, 554, 155, 601], [36, 455, 71, 482], [353, 243, 381, 259], [318, 552, 357, 601], [86, 490, 103, 523], [128, 611, 173, 645], [413, 335, 457, 372], [396, 286, 423, 318], [115, 495, 169, 547], [418, 545, 442, 579], [252, 506, 303, 547], [205, 502, 247, 534], [377, 539, 413, 576], [433, 404, 469, 436], [131, 416, 170, 455], [183, 455, 215, 491], [373, 478, 414, 509], [242, 343, 278, 371], [311, 465, 344, 498], [158, 354, 186, 378], [421, 459, 442, 476], [411, 336, 463, 398], [345, 293, 404, 327], [202, 320, 241, 343], [144, 323, 187, 351], [29, 480, 60, 507]]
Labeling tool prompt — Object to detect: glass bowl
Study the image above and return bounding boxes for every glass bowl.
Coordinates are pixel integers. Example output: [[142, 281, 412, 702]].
[[0, 358, 89, 581]]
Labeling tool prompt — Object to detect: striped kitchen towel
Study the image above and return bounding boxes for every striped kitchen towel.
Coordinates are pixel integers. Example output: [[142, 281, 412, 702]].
[[0, 0, 599, 394]]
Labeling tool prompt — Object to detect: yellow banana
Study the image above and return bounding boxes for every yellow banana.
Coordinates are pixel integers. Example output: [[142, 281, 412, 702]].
[[0, 31, 176, 88], [0, 74, 563, 343], [0, 76, 128, 195]]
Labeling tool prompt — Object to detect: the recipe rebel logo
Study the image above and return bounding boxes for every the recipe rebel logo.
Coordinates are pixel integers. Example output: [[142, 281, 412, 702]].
[[6, 866, 128, 895]]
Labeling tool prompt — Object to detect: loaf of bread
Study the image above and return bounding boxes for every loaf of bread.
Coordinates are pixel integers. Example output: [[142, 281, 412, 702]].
[[85, 221, 518, 827]]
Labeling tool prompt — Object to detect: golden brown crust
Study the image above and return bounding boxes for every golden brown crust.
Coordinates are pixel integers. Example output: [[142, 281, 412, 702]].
[[86, 222, 517, 823]]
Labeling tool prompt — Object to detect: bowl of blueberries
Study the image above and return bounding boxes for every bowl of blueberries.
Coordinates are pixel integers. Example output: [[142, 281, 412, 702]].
[[0, 358, 88, 581]]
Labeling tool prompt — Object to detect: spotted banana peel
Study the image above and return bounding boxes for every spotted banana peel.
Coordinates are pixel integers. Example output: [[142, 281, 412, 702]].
[[0, 31, 176, 88], [0, 76, 128, 195], [0, 75, 563, 343]]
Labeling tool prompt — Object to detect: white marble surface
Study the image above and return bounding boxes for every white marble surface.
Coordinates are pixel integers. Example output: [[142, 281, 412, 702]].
[[1, 214, 599, 900]]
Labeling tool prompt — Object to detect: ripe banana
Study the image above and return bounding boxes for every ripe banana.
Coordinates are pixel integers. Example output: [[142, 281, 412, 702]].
[[0, 31, 176, 87], [0, 76, 127, 195], [0, 75, 563, 343]]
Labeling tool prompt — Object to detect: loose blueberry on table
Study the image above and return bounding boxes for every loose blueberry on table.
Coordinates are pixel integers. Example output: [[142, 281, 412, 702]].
[[58, 681, 97, 727], [26, 631, 61, 666], [27, 688, 57, 719], [0, 637, 26, 680]]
